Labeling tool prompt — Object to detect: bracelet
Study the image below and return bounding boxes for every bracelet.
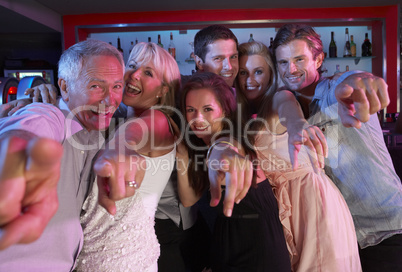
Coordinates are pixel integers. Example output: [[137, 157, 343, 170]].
[[206, 140, 236, 161]]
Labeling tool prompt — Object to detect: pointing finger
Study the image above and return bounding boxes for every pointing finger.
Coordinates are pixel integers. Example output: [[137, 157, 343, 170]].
[[208, 170, 224, 207], [97, 176, 116, 215], [223, 171, 236, 217]]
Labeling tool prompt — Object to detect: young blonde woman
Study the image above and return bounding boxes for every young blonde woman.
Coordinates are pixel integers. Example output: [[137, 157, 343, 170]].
[[237, 41, 361, 271]]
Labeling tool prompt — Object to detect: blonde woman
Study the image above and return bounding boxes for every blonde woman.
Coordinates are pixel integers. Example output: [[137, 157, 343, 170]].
[[237, 41, 361, 271]]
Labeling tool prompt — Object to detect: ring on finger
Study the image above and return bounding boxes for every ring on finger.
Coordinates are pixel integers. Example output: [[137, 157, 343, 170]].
[[126, 180, 138, 188]]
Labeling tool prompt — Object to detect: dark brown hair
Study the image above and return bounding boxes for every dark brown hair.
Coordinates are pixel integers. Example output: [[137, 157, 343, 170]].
[[194, 25, 238, 63], [181, 72, 257, 195]]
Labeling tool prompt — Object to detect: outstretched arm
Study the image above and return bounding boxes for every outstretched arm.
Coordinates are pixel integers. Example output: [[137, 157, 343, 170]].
[[273, 90, 328, 171], [93, 148, 145, 215], [335, 72, 389, 128], [94, 109, 173, 214], [207, 138, 253, 217], [0, 133, 63, 250]]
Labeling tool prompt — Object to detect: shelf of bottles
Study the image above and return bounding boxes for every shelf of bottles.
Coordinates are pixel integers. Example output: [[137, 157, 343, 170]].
[[89, 26, 372, 76]]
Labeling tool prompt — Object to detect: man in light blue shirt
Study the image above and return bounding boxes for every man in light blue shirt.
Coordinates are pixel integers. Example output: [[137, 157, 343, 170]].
[[273, 23, 402, 271]]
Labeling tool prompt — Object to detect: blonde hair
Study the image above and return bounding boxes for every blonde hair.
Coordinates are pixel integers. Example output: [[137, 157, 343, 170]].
[[236, 41, 278, 120], [127, 42, 181, 113]]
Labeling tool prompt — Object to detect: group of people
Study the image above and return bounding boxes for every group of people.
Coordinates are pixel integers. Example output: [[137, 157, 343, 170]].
[[0, 22, 401, 272]]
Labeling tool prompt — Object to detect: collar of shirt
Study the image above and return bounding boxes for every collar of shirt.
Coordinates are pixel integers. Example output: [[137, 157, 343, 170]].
[[57, 98, 85, 138]]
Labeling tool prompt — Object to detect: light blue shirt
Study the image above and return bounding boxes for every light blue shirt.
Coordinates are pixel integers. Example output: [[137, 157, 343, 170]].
[[306, 71, 402, 248]]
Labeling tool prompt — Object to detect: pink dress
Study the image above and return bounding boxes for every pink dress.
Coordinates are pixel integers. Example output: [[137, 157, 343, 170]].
[[255, 130, 362, 272]]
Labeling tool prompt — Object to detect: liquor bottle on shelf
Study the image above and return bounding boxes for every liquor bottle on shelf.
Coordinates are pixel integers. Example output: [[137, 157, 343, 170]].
[[329, 31, 337, 58], [248, 33, 254, 42], [334, 64, 341, 75], [135, 37, 138, 44], [157, 34, 164, 48], [117, 37, 124, 56], [361, 33, 372, 57], [148, 37, 151, 43], [343, 28, 352, 57], [346, 65, 350, 71], [129, 41, 134, 55], [168, 32, 176, 60], [269, 37, 273, 51], [350, 35, 356, 57]]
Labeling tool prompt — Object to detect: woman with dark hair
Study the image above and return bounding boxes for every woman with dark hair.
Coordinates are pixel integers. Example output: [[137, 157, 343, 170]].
[[177, 72, 291, 271]]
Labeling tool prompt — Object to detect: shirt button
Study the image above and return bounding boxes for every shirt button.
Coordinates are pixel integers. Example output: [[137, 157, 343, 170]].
[[321, 128, 326, 132], [81, 150, 85, 154]]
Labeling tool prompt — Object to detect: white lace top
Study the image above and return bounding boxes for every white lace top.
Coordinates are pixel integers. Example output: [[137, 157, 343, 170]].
[[75, 145, 176, 272]]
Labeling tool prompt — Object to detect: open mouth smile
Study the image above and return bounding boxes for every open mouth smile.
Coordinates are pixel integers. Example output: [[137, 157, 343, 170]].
[[90, 107, 114, 117], [125, 83, 142, 95]]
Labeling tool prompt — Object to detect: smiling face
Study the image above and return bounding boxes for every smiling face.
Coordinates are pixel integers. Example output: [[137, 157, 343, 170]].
[[196, 39, 239, 87], [185, 88, 225, 145], [63, 55, 124, 131], [123, 59, 167, 115], [275, 39, 323, 96], [238, 54, 272, 102]]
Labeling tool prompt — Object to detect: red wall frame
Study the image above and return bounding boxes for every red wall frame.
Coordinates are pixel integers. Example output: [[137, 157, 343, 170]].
[[62, 5, 400, 113]]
